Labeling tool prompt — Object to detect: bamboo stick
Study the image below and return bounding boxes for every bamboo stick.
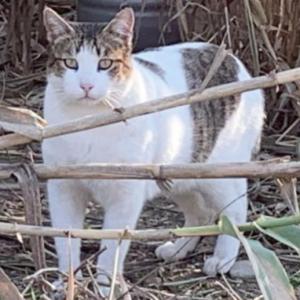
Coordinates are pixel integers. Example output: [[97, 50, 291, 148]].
[[0, 133, 31, 149], [1, 68, 300, 150], [0, 214, 299, 240], [0, 160, 298, 180]]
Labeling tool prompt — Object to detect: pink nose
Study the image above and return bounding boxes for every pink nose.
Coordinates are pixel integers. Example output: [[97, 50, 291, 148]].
[[80, 83, 94, 93]]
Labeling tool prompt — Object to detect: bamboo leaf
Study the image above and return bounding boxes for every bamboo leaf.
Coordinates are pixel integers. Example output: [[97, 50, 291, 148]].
[[256, 215, 300, 255], [222, 216, 296, 300], [246, 239, 295, 300], [218, 214, 237, 237]]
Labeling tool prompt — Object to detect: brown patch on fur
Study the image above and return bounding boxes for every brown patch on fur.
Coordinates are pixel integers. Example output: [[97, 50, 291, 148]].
[[182, 45, 241, 162], [134, 57, 165, 80], [47, 34, 75, 77], [97, 21, 133, 80]]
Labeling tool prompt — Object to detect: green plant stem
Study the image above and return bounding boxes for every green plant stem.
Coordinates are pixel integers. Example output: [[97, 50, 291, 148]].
[[176, 214, 300, 237], [0, 215, 300, 241]]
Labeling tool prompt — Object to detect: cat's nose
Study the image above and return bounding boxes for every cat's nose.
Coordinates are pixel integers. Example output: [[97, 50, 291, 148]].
[[80, 83, 94, 92]]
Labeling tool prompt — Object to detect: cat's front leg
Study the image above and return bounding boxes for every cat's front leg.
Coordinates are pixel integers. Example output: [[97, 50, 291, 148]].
[[96, 182, 145, 297], [47, 180, 88, 287]]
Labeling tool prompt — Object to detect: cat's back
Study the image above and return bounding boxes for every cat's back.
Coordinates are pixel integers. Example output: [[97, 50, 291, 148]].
[[133, 42, 242, 94], [134, 42, 264, 163]]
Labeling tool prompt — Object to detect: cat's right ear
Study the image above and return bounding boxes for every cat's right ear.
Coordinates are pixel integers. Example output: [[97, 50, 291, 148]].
[[43, 6, 74, 42], [102, 8, 135, 46]]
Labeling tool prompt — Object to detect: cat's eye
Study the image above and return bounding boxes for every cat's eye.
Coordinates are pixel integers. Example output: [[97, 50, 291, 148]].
[[63, 58, 78, 70], [98, 58, 113, 71]]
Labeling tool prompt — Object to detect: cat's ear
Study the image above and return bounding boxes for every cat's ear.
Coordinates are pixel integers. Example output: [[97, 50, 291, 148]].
[[103, 8, 135, 44], [43, 6, 75, 42]]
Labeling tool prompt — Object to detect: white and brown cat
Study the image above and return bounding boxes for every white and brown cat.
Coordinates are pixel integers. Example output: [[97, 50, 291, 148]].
[[42, 6, 264, 294]]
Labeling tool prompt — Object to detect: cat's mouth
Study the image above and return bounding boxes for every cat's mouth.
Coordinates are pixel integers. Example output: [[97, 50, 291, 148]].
[[77, 96, 108, 106], [78, 95, 106, 104], [79, 95, 97, 101]]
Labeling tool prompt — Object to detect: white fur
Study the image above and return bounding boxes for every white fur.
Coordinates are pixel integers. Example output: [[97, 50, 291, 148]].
[[42, 42, 264, 287]]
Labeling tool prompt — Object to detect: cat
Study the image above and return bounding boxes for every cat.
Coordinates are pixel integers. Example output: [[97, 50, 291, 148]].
[[42, 6, 264, 294]]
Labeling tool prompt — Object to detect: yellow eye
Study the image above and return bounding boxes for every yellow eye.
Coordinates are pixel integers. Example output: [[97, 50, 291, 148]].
[[98, 58, 113, 71], [63, 58, 78, 70]]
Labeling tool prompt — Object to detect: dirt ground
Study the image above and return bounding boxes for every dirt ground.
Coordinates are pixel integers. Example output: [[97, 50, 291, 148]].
[[1, 156, 300, 299]]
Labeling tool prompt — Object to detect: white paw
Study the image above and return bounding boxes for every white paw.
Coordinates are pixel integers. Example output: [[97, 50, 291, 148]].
[[97, 273, 130, 299], [203, 256, 235, 276], [51, 278, 66, 300], [98, 286, 111, 298], [155, 241, 186, 262], [97, 273, 111, 297], [229, 260, 255, 279]]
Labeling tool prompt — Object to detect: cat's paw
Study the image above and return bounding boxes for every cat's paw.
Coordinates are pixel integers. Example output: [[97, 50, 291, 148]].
[[98, 286, 111, 299], [203, 256, 235, 276], [50, 278, 66, 300], [155, 241, 186, 262], [97, 274, 111, 298], [97, 273, 130, 299]]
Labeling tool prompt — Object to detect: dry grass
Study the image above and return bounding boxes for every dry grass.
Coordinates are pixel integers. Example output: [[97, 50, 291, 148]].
[[1, 0, 300, 299]]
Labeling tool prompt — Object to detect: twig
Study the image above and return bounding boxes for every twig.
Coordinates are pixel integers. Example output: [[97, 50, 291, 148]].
[[0, 214, 300, 240], [221, 273, 243, 300], [0, 268, 24, 300], [1, 67, 300, 149], [24, 268, 59, 281], [67, 233, 75, 300], [215, 279, 241, 300], [109, 239, 121, 300], [11, 164, 46, 270], [0, 160, 299, 180]]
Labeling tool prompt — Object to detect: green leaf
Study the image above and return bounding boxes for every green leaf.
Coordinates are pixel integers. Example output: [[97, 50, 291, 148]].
[[256, 216, 300, 255], [290, 271, 300, 288], [222, 216, 296, 300], [218, 214, 238, 237], [245, 239, 296, 300]]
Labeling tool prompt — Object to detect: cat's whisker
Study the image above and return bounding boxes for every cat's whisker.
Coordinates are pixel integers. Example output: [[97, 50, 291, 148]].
[[103, 97, 125, 114], [104, 89, 125, 114]]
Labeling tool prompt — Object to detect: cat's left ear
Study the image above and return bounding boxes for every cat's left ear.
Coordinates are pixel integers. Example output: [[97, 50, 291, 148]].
[[43, 6, 75, 43], [103, 7, 135, 45]]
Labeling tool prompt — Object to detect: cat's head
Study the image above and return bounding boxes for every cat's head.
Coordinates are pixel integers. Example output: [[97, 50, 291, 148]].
[[43, 6, 134, 105]]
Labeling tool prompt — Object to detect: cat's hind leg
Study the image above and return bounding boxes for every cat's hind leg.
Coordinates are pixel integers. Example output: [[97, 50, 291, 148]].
[[155, 192, 207, 261], [200, 178, 248, 276]]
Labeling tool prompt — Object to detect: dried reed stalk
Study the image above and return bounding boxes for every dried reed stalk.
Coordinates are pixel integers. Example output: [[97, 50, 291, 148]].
[[0, 268, 24, 300], [0, 214, 299, 240], [1, 67, 300, 150], [0, 160, 298, 180], [11, 165, 46, 271]]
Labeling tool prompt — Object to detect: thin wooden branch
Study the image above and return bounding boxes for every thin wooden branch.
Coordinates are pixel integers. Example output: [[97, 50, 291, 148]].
[[0, 133, 32, 149], [1, 68, 300, 149], [0, 268, 24, 300], [0, 214, 299, 240], [0, 160, 298, 180]]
